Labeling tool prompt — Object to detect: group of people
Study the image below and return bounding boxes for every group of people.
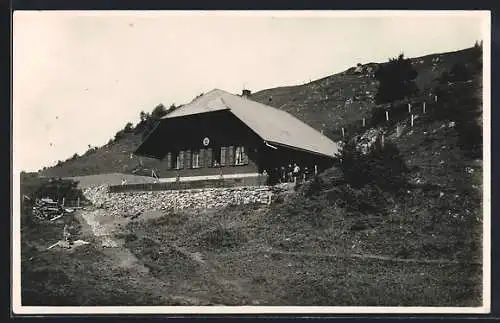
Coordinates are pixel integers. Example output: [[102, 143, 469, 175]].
[[264, 163, 317, 185]]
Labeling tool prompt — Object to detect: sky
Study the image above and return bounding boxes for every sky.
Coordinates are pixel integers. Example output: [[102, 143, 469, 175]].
[[13, 10, 490, 172]]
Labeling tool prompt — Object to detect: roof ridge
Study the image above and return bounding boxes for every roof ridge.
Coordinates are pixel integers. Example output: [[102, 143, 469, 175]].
[[151, 87, 339, 158]]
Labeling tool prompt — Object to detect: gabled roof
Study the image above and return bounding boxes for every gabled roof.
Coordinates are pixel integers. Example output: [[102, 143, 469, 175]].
[[145, 89, 340, 158]]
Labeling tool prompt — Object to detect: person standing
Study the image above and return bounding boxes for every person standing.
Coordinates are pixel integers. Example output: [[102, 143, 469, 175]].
[[293, 163, 301, 184], [303, 166, 309, 182]]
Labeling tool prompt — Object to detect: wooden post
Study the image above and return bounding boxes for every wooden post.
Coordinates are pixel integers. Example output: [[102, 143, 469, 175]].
[[396, 125, 400, 137], [341, 127, 345, 138], [62, 197, 65, 207], [77, 196, 80, 208], [411, 114, 414, 127], [408, 103, 411, 113], [314, 165, 318, 176], [380, 133, 385, 149], [423, 102, 426, 114], [385, 110, 389, 122], [434, 95, 438, 102], [362, 117, 366, 127]]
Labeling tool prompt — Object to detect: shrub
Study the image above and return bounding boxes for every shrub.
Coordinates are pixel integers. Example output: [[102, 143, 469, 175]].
[[338, 138, 409, 194], [151, 104, 168, 119], [374, 53, 419, 104]]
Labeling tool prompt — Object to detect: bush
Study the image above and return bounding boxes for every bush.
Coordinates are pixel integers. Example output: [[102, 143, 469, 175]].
[[432, 75, 482, 158], [338, 138, 409, 194], [374, 53, 418, 104]]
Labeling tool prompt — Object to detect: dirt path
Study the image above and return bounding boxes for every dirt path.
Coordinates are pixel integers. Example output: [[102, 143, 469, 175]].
[[76, 208, 250, 305], [227, 249, 481, 265], [76, 209, 209, 304]]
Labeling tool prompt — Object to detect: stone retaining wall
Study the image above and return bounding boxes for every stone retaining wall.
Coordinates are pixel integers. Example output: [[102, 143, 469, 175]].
[[83, 185, 287, 217], [108, 174, 268, 193]]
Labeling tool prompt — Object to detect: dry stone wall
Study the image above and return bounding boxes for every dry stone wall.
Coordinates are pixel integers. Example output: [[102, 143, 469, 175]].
[[82, 185, 284, 217]]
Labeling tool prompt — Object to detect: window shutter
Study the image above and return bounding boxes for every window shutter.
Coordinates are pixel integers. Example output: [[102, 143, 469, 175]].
[[199, 149, 205, 168], [228, 146, 235, 165], [241, 146, 248, 165], [185, 150, 191, 169], [166, 152, 172, 170], [179, 151, 184, 169], [206, 148, 212, 167], [220, 147, 227, 166]]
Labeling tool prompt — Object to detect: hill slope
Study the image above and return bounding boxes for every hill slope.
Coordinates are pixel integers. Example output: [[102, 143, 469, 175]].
[[39, 46, 480, 178], [22, 45, 484, 306]]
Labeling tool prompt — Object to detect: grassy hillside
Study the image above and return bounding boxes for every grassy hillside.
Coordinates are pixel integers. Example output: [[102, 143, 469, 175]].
[[39, 46, 480, 178], [21, 44, 484, 306]]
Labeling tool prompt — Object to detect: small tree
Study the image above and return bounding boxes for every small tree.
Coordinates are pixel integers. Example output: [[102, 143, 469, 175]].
[[439, 62, 473, 84], [471, 40, 483, 73], [337, 137, 409, 194], [124, 122, 133, 133], [151, 104, 168, 120], [167, 104, 177, 113], [374, 53, 418, 104]]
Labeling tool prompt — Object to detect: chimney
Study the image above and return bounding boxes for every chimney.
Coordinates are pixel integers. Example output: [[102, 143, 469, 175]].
[[242, 89, 251, 98]]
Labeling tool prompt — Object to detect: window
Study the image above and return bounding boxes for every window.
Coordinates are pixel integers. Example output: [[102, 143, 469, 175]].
[[205, 148, 212, 168], [212, 147, 221, 167], [166, 152, 172, 170], [235, 146, 247, 165], [220, 147, 227, 166], [174, 151, 183, 170], [192, 150, 200, 168]]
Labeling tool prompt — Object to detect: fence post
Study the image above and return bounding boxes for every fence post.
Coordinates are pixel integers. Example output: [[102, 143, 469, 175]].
[[62, 197, 65, 207], [408, 103, 411, 113], [381, 133, 385, 149], [341, 127, 345, 139], [411, 114, 414, 127], [423, 102, 426, 114], [362, 117, 366, 127], [385, 110, 389, 122], [434, 95, 438, 102], [77, 196, 80, 208]]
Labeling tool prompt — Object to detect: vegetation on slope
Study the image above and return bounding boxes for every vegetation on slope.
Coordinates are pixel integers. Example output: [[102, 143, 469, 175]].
[[116, 52, 483, 304], [21, 43, 483, 306]]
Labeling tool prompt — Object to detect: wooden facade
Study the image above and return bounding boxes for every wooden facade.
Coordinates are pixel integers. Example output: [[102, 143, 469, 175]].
[[137, 109, 334, 184], [135, 90, 339, 185]]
